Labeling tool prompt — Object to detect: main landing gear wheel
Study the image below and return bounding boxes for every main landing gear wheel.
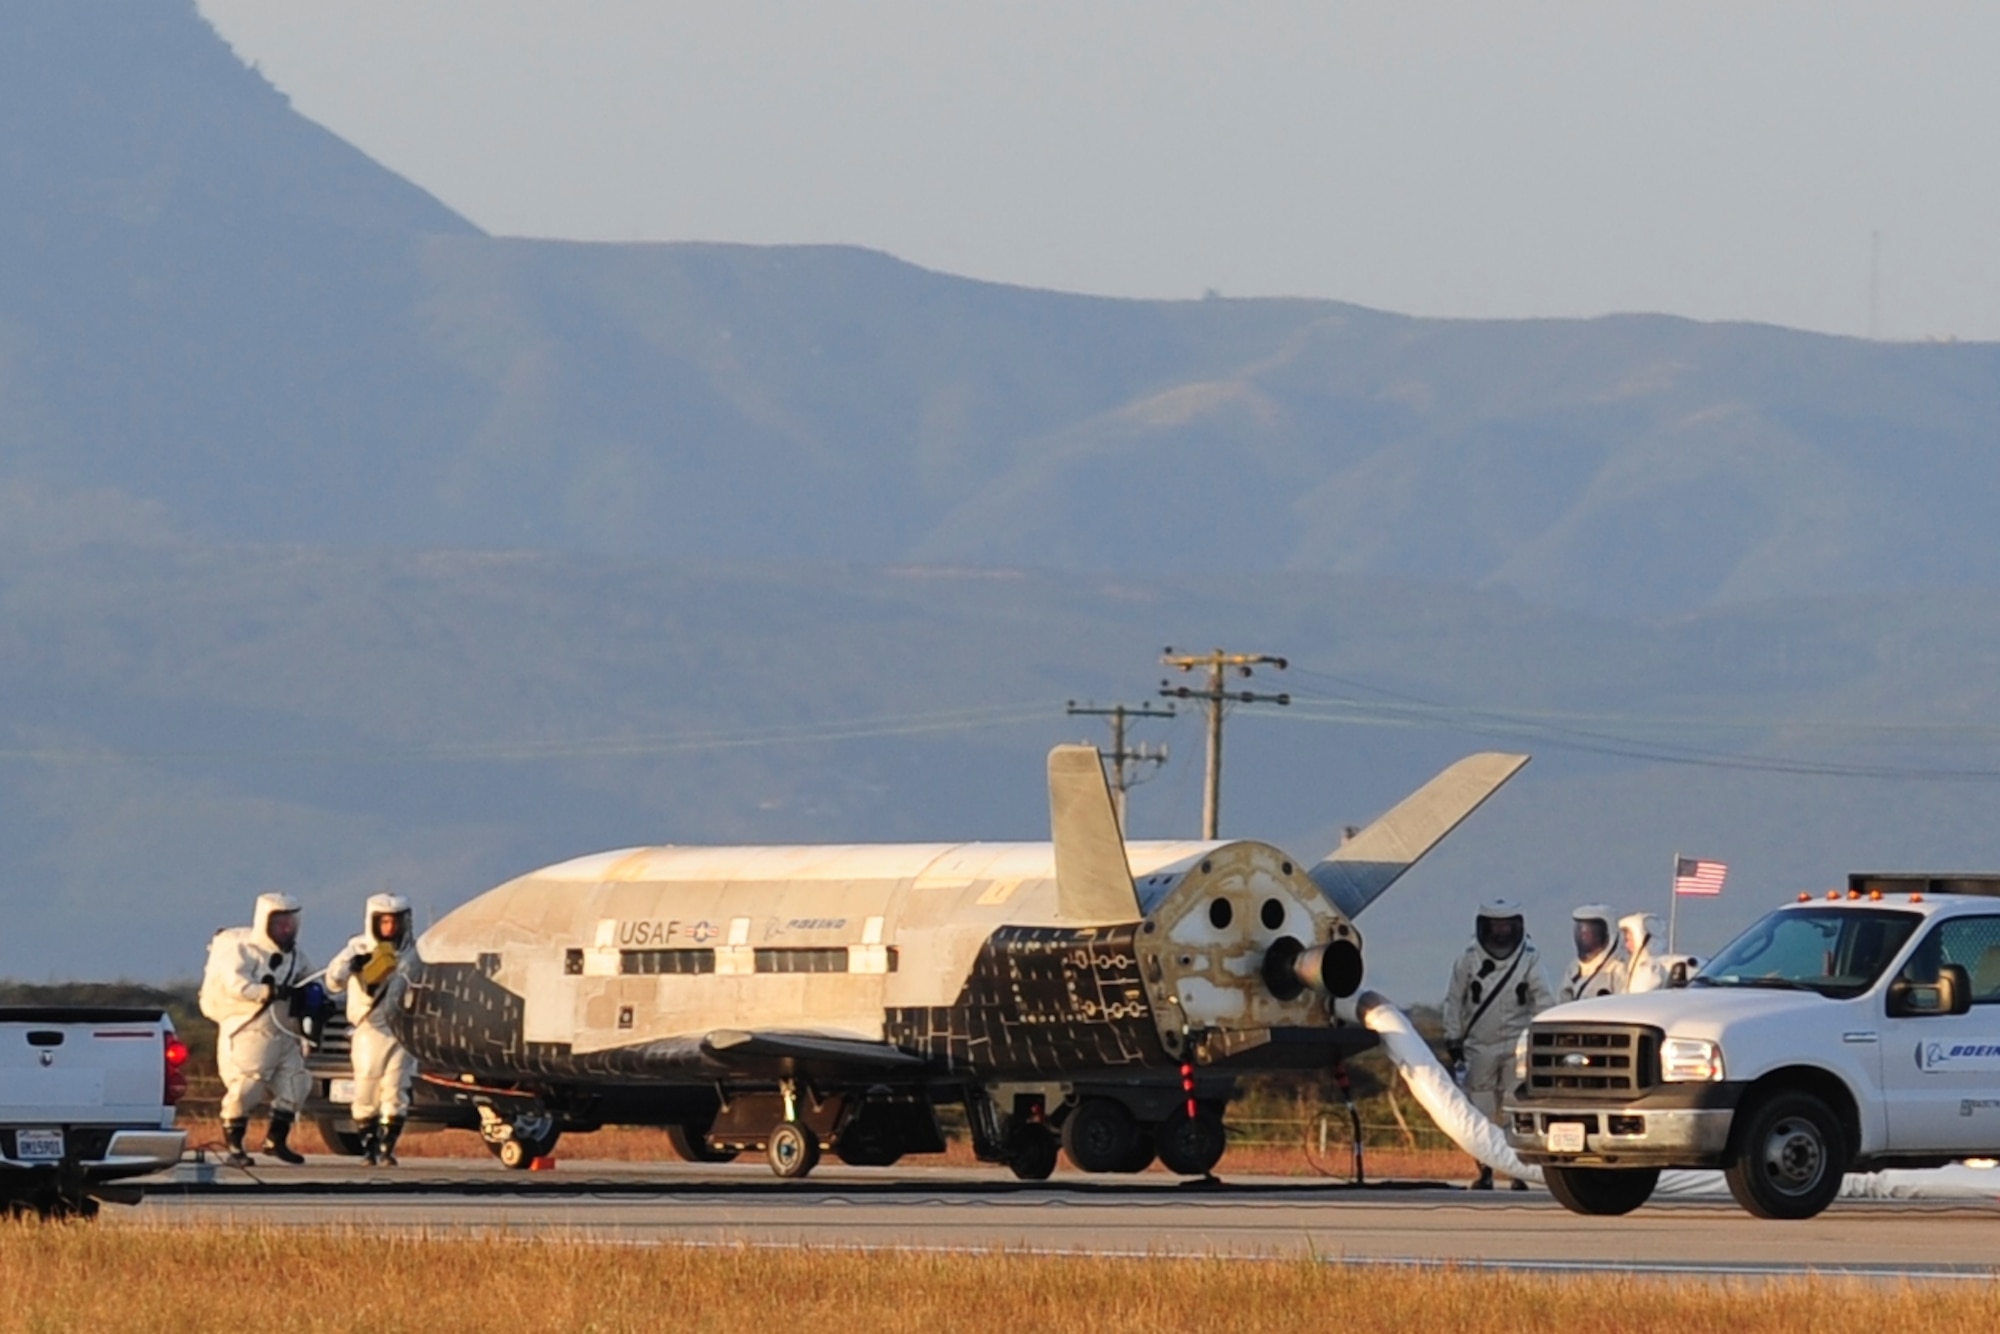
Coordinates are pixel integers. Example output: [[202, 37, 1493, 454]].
[[1725, 1091, 1847, 1220], [1156, 1107, 1227, 1177], [1007, 1124, 1060, 1181], [766, 1122, 820, 1179], [1061, 1098, 1140, 1174], [1543, 1165, 1659, 1216]]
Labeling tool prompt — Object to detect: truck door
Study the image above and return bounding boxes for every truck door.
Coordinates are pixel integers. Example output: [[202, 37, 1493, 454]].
[[1881, 914, 2000, 1153]]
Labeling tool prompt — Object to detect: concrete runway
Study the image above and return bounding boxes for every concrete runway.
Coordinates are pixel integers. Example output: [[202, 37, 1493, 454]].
[[119, 1157, 2000, 1279]]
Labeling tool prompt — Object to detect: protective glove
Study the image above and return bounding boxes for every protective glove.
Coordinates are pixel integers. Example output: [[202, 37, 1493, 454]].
[[1446, 1042, 1465, 1065], [351, 954, 371, 975]]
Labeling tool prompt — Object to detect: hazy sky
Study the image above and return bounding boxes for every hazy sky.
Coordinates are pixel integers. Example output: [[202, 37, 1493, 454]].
[[197, 2, 2000, 341]]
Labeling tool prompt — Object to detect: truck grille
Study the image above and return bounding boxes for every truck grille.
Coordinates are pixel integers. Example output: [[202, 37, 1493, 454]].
[[1527, 1024, 1659, 1096], [305, 1012, 352, 1066]]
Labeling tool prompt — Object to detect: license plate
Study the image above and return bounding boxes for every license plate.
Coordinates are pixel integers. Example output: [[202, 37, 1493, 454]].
[[15, 1128, 64, 1161], [1546, 1121, 1587, 1154], [329, 1078, 356, 1104]]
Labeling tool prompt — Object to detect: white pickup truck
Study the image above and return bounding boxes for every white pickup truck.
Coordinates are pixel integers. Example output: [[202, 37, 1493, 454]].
[[1, 1006, 189, 1218], [1505, 874, 2000, 1220]]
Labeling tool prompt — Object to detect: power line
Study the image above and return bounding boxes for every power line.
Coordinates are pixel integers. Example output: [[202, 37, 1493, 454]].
[[1279, 667, 2000, 783]]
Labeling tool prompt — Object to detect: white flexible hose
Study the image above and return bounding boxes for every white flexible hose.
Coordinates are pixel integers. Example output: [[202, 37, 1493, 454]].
[[1355, 990, 1542, 1184]]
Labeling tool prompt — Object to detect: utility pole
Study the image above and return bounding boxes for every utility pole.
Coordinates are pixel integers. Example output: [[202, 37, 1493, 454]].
[[1158, 647, 1290, 839], [1065, 700, 1175, 834]]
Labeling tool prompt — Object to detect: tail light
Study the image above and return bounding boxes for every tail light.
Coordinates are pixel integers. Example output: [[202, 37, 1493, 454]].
[[163, 1033, 190, 1107]]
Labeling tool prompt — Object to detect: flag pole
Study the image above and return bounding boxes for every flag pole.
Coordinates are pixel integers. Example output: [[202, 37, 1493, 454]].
[[1667, 852, 1680, 954]]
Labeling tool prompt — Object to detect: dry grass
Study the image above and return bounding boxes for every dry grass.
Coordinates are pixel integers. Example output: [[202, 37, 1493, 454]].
[[174, 1114, 1475, 1179], [3, 1225, 1995, 1334]]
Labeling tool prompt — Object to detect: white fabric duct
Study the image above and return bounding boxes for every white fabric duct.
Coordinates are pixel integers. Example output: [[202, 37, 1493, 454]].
[[1355, 990, 1543, 1184], [1354, 989, 2000, 1201]]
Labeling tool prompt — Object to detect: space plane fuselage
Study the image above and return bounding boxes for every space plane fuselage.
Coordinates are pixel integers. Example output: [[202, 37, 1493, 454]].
[[385, 748, 1527, 1178]]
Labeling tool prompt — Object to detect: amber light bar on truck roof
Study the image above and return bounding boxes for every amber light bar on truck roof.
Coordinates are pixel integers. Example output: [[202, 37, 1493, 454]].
[[1795, 887, 1921, 902]]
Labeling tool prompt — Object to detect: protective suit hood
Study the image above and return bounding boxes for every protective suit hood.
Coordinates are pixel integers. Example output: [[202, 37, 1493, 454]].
[[252, 892, 301, 951], [1619, 911, 1662, 961], [1571, 904, 1616, 962], [365, 892, 413, 946], [1475, 897, 1526, 959]]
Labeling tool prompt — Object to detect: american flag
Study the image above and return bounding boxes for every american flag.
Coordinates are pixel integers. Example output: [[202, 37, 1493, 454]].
[[1674, 857, 1727, 897]]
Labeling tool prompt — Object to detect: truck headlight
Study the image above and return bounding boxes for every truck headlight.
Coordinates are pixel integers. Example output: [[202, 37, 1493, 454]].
[[1514, 1028, 1532, 1084], [1660, 1036, 1724, 1082]]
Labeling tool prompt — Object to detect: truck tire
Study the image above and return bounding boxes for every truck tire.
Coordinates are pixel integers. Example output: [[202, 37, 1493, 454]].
[[1007, 1124, 1060, 1181], [315, 1118, 367, 1157], [1543, 1165, 1659, 1216], [1061, 1098, 1139, 1174], [665, 1123, 739, 1164], [1724, 1091, 1847, 1220], [1156, 1106, 1227, 1177]]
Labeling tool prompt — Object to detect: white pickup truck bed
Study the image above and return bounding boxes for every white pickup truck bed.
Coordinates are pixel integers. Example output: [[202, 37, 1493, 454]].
[[1, 1006, 187, 1218]]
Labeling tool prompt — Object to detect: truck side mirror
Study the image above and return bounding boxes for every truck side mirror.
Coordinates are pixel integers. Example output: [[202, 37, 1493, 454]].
[[1890, 963, 1972, 1017], [1943, 963, 1973, 1015]]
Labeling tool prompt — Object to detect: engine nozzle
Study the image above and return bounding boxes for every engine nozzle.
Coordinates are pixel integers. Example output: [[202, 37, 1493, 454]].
[[1262, 935, 1364, 1002]]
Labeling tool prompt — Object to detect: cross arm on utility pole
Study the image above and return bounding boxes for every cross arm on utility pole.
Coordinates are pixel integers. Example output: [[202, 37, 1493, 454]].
[[1158, 647, 1290, 840], [1065, 699, 1175, 834]]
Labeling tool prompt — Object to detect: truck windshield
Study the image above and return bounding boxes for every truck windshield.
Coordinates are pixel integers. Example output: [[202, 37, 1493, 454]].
[[1693, 908, 1921, 999]]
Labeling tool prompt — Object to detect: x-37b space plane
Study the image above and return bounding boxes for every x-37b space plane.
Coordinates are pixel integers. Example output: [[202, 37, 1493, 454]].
[[377, 747, 1526, 1178]]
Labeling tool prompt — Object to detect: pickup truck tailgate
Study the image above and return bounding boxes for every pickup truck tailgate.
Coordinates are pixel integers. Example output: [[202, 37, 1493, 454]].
[[1, 1007, 171, 1126]]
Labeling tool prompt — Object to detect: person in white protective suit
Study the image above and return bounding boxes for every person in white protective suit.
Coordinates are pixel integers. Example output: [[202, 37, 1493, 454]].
[[199, 892, 315, 1167], [1560, 904, 1628, 1002], [1620, 912, 1670, 993], [1442, 897, 1554, 1189], [324, 894, 418, 1167]]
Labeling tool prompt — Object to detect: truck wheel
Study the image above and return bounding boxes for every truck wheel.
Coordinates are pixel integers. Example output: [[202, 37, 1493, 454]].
[[1061, 1098, 1138, 1174], [1156, 1107, 1227, 1177], [1543, 1166, 1659, 1216], [1724, 1091, 1847, 1220], [1007, 1125, 1060, 1181], [834, 1138, 904, 1168], [1117, 1125, 1157, 1174], [665, 1123, 739, 1164], [315, 1118, 367, 1157]]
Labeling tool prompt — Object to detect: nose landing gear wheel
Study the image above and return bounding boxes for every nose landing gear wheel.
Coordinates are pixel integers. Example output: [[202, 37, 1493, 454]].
[[495, 1132, 559, 1170], [766, 1122, 820, 1179]]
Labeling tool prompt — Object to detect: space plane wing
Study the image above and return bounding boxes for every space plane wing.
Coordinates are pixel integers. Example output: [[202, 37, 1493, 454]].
[[1306, 752, 1530, 919], [701, 1029, 928, 1070]]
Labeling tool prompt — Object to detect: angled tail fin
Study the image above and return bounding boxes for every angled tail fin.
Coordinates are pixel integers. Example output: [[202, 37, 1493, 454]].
[[1047, 744, 1142, 922], [1308, 752, 1529, 919]]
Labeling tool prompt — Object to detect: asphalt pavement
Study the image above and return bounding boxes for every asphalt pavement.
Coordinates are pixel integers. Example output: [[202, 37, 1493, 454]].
[[115, 1156, 2000, 1280]]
